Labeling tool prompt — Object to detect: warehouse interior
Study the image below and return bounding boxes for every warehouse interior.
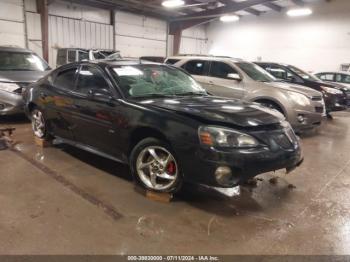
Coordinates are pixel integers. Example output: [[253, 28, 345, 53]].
[[1, 0, 350, 259]]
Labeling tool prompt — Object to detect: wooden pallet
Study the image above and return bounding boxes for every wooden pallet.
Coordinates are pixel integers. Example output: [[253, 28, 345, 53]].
[[134, 185, 174, 203], [34, 137, 52, 148]]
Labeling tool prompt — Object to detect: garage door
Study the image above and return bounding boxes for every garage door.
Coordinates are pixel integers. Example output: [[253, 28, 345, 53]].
[[49, 15, 114, 67]]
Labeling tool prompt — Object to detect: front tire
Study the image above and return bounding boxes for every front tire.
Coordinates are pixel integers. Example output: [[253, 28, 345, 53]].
[[257, 100, 285, 116], [130, 138, 183, 193]]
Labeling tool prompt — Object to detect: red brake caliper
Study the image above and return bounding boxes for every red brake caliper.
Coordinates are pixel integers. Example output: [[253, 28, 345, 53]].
[[167, 161, 176, 175]]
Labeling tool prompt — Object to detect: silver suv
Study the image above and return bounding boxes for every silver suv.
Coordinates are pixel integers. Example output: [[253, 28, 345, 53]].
[[166, 55, 325, 131]]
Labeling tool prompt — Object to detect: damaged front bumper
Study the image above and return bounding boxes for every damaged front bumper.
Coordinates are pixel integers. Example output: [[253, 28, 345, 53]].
[[0, 90, 24, 115], [179, 128, 303, 188]]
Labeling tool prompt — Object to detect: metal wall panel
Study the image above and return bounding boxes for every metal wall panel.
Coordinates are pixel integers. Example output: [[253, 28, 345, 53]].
[[25, 12, 42, 57], [114, 11, 167, 58], [48, 15, 113, 67], [0, 0, 25, 47], [180, 26, 209, 55], [49, 0, 110, 24]]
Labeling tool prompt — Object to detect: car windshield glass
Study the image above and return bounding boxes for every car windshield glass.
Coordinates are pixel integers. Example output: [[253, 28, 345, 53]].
[[340, 74, 350, 84], [287, 65, 319, 81], [106, 52, 122, 60], [112, 64, 207, 98], [236, 62, 276, 82], [0, 51, 50, 71]]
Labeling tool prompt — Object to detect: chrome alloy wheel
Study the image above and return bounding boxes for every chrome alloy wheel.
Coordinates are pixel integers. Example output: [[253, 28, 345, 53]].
[[136, 146, 178, 191], [31, 110, 46, 138]]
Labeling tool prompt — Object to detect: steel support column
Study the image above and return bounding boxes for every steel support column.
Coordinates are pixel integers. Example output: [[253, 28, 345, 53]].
[[37, 0, 49, 62]]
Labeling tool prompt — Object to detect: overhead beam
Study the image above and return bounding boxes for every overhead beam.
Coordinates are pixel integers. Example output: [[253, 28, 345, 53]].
[[263, 2, 282, 12], [245, 8, 261, 16], [61, 0, 171, 20], [169, 17, 215, 34], [171, 0, 278, 21], [220, 0, 261, 16]]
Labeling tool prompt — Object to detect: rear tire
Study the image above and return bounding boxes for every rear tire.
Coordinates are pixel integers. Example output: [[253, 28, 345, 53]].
[[130, 138, 183, 193]]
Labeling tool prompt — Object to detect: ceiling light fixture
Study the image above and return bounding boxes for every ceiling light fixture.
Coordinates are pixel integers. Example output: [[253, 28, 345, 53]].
[[287, 8, 313, 17], [220, 15, 240, 23], [162, 0, 185, 8]]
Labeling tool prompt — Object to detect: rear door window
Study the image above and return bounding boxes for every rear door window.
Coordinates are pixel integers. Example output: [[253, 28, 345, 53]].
[[54, 67, 78, 90], [182, 60, 209, 76], [319, 73, 335, 81], [209, 61, 237, 79]]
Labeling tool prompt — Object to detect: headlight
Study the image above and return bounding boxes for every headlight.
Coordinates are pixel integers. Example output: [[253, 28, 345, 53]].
[[198, 126, 260, 148], [287, 91, 311, 106], [0, 82, 21, 93], [321, 86, 343, 95]]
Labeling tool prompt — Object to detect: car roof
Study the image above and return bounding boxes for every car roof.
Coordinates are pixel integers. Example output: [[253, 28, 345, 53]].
[[255, 61, 287, 65], [167, 55, 244, 63], [316, 71, 350, 75], [57, 48, 117, 52], [65, 59, 162, 67], [0, 46, 33, 53]]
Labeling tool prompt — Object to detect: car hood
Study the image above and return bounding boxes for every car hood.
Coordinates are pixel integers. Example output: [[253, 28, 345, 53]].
[[266, 81, 322, 97], [325, 81, 350, 91], [304, 78, 344, 89], [137, 96, 283, 128], [0, 70, 49, 84]]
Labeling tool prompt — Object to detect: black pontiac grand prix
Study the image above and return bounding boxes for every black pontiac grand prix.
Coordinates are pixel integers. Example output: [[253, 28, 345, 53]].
[[24, 60, 303, 193]]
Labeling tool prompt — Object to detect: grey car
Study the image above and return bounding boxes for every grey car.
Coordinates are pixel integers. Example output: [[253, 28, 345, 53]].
[[166, 55, 325, 131], [0, 46, 50, 115]]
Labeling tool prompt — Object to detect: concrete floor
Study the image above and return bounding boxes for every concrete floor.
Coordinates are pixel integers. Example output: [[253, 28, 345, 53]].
[[0, 112, 350, 255]]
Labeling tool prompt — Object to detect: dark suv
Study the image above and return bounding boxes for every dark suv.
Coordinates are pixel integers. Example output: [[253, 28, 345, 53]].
[[23, 60, 303, 193], [256, 62, 347, 117]]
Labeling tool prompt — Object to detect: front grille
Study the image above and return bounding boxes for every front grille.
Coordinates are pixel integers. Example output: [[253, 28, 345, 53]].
[[256, 128, 296, 150], [271, 133, 293, 149], [315, 107, 324, 113], [311, 96, 323, 101]]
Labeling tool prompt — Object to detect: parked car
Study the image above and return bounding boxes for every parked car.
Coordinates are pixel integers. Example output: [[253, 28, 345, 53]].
[[23, 60, 303, 193], [255, 62, 347, 116], [0, 46, 50, 115], [56, 48, 121, 67], [315, 71, 350, 106], [140, 56, 165, 63], [166, 55, 325, 132]]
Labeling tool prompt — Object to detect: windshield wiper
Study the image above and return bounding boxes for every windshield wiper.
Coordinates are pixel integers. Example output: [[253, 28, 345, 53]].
[[132, 94, 176, 99], [175, 92, 207, 96]]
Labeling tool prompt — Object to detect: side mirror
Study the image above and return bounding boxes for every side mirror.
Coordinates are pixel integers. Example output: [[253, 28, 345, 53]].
[[88, 88, 113, 102], [227, 73, 242, 81]]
